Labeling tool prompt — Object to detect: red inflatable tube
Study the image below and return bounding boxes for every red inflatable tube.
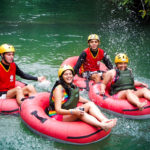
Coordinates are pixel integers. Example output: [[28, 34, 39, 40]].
[[89, 83, 150, 119], [20, 92, 111, 145], [0, 81, 26, 115], [61, 56, 107, 91]]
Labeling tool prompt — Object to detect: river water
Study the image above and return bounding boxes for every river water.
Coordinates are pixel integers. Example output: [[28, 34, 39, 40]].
[[0, 0, 150, 150]]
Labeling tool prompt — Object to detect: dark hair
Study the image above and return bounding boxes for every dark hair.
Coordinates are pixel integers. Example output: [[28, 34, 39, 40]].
[[49, 77, 76, 103]]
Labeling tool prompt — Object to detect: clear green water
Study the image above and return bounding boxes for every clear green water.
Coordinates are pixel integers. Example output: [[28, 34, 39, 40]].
[[0, 0, 150, 150]]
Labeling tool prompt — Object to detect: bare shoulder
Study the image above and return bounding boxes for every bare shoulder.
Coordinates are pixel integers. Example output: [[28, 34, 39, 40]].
[[53, 84, 64, 98], [54, 84, 63, 93]]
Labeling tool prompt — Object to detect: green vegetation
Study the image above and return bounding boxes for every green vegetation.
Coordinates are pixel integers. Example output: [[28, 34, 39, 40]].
[[112, 0, 150, 21], [138, 0, 150, 18]]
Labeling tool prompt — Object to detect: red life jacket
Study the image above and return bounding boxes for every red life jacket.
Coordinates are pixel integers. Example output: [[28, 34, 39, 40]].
[[0, 62, 16, 92], [82, 48, 104, 72]]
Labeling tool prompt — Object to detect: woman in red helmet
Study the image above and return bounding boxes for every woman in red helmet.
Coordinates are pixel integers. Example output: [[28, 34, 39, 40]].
[[48, 65, 117, 131]]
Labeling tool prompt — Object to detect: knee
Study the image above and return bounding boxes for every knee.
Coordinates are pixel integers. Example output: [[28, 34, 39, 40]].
[[126, 89, 132, 95], [87, 101, 95, 107], [141, 87, 148, 92], [16, 86, 23, 94], [126, 90, 132, 94], [26, 85, 35, 92]]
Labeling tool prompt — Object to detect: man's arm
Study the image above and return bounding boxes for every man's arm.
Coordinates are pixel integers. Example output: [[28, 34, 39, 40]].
[[134, 81, 148, 88], [16, 64, 38, 81], [102, 52, 113, 70], [74, 51, 86, 74]]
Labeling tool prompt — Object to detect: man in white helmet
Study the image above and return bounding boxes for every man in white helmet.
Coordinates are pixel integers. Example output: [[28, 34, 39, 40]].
[[0, 44, 46, 105], [74, 34, 113, 83]]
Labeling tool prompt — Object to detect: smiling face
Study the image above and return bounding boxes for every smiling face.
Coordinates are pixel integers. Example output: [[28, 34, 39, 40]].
[[116, 62, 128, 71], [62, 69, 74, 84], [2, 52, 14, 64], [88, 39, 99, 51]]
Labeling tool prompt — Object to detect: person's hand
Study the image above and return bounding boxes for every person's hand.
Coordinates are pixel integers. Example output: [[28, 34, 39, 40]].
[[141, 83, 148, 88], [38, 76, 46, 82], [72, 107, 84, 117]]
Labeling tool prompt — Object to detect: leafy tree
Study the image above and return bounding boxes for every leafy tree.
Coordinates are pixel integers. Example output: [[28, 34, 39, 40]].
[[112, 0, 150, 21]]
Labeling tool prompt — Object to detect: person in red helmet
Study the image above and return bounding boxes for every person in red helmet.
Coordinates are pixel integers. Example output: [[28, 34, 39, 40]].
[[100, 53, 150, 110], [0, 44, 46, 105], [74, 34, 113, 83]]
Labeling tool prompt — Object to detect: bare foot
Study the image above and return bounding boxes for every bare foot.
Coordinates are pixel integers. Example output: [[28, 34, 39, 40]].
[[102, 118, 117, 123], [138, 101, 147, 111], [100, 118, 117, 131], [100, 118, 111, 123]]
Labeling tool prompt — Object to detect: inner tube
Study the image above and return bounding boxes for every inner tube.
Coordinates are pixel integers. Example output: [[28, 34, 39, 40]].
[[89, 83, 150, 119], [0, 81, 26, 115], [20, 92, 111, 145], [61, 56, 107, 91]]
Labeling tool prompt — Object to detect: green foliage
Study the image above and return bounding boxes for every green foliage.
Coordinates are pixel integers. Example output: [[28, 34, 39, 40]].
[[138, 0, 150, 18], [112, 0, 150, 20], [139, 9, 146, 18], [120, 0, 133, 6]]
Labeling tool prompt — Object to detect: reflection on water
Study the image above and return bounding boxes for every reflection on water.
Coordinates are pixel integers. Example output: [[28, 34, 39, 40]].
[[0, 0, 150, 150]]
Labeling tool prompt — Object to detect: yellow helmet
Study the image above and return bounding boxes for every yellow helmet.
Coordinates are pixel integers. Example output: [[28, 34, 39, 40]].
[[58, 65, 74, 78], [0, 44, 15, 54], [88, 34, 100, 42], [115, 53, 129, 63]]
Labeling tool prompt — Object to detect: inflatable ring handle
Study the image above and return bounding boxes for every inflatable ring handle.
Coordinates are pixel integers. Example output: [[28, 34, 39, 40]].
[[31, 110, 48, 123]]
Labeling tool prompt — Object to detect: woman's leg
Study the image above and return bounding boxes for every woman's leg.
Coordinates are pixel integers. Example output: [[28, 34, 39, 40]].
[[63, 112, 117, 131], [79, 112, 117, 131], [80, 102, 115, 122], [62, 102, 117, 131]]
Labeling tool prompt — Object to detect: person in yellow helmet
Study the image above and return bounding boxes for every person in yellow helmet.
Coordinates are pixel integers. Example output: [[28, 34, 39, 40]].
[[100, 53, 150, 110], [74, 34, 113, 83], [0, 44, 46, 105], [48, 65, 117, 131]]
